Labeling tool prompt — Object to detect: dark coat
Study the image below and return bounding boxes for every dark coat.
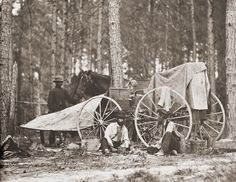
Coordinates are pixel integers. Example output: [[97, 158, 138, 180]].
[[47, 87, 71, 113]]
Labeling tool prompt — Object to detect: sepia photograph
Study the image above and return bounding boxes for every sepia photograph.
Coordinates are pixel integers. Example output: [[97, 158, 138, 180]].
[[0, 0, 236, 181]]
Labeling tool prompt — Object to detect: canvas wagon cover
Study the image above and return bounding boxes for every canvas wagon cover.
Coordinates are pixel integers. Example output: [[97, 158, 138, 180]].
[[20, 96, 103, 131], [147, 62, 210, 110]]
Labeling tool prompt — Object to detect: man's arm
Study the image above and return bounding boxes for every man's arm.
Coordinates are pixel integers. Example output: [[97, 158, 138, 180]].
[[104, 124, 114, 147], [47, 90, 53, 113], [121, 127, 130, 148]]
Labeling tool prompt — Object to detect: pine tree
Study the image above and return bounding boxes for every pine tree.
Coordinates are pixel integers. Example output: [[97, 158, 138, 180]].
[[108, 0, 123, 88], [0, 0, 13, 142], [226, 0, 236, 139]]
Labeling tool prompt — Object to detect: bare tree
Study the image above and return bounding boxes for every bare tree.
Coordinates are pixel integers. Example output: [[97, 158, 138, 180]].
[[190, 0, 196, 61], [26, 0, 34, 111], [0, 0, 13, 141], [207, 0, 216, 93], [51, 0, 57, 85], [226, 0, 236, 139], [61, 0, 68, 80], [9, 62, 18, 135], [97, 0, 103, 74], [108, 0, 123, 88]]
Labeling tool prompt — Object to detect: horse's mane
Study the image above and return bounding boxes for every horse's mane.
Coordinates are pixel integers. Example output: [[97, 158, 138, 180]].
[[90, 71, 111, 82]]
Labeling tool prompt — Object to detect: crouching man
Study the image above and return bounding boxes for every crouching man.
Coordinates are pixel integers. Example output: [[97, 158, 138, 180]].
[[100, 111, 130, 155], [149, 121, 185, 156]]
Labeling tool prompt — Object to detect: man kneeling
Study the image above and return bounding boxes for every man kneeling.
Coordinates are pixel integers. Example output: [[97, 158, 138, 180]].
[[100, 111, 130, 155]]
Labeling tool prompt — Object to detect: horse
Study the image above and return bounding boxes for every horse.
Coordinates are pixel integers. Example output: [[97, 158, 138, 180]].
[[66, 71, 87, 104], [76, 70, 111, 98]]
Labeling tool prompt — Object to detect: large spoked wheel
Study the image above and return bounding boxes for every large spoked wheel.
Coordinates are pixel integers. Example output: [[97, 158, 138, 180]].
[[134, 87, 193, 147], [77, 95, 122, 139], [196, 93, 226, 141]]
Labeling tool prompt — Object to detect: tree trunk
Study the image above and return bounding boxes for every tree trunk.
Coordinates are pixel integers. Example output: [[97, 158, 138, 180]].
[[34, 55, 41, 117], [149, 0, 155, 73], [9, 62, 18, 135], [108, 0, 123, 88], [78, 0, 83, 68], [177, 0, 185, 64], [16, 0, 24, 131], [226, 0, 236, 139], [27, 0, 33, 109], [215, 0, 226, 108], [89, 15, 93, 70], [51, 0, 57, 85], [164, 6, 169, 69], [190, 0, 196, 62], [69, 0, 76, 77], [207, 0, 216, 94], [0, 0, 12, 142], [97, 0, 103, 74], [61, 0, 68, 80]]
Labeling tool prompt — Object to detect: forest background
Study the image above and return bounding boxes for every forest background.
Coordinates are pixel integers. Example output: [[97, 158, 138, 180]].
[[0, 0, 231, 142]]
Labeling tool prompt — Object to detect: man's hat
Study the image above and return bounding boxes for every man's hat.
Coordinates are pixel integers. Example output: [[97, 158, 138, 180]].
[[53, 75, 64, 82]]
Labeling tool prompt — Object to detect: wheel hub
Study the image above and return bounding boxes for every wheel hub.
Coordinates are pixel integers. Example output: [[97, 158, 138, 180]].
[[98, 119, 104, 125]]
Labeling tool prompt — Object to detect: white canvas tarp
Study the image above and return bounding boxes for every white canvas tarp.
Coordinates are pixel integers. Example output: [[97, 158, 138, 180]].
[[147, 62, 210, 110], [20, 96, 103, 131]]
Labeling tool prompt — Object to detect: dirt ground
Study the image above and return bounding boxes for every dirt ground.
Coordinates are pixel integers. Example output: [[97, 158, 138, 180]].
[[1, 147, 236, 182]]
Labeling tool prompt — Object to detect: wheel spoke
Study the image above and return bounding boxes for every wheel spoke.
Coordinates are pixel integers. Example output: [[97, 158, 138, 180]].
[[206, 119, 223, 125], [99, 102, 102, 118], [172, 104, 185, 114], [169, 115, 190, 120], [140, 102, 160, 118], [147, 95, 159, 112], [94, 110, 101, 120], [173, 122, 190, 129], [83, 108, 100, 122], [99, 127, 102, 138], [102, 100, 111, 118], [138, 112, 160, 120], [86, 125, 99, 136], [141, 132, 146, 137], [198, 125, 203, 140], [203, 122, 220, 134], [202, 125, 211, 137], [211, 102, 218, 108], [102, 125, 106, 131], [103, 106, 118, 121], [137, 121, 157, 126], [206, 112, 223, 116], [95, 126, 100, 136]]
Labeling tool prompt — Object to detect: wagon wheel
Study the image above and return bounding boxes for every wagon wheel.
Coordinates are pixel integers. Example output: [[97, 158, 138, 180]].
[[77, 95, 122, 139], [196, 92, 226, 141], [134, 87, 193, 147]]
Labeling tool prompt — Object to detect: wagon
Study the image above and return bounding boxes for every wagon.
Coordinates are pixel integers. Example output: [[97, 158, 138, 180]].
[[77, 62, 226, 147]]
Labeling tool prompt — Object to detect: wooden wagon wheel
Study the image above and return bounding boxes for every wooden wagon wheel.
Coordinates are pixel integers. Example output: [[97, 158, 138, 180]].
[[196, 92, 226, 141], [77, 95, 122, 139], [134, 87, 193, 147]]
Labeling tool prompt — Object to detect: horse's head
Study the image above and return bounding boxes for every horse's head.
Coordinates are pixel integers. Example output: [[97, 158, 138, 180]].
[[78, 70, 111, 97], [77, 70, 93, 95], [68, 71, 87, 103]]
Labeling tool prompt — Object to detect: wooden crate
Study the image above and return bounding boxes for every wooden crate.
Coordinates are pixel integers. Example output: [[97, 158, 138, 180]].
[[109, 88, 131, 110], [109, 88, 131, 100], [134, 79, 150, 91]]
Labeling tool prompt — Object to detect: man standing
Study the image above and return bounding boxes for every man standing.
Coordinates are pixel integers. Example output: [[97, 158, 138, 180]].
[[100, 111, 130, 154], [40, 75, 72, 146]]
